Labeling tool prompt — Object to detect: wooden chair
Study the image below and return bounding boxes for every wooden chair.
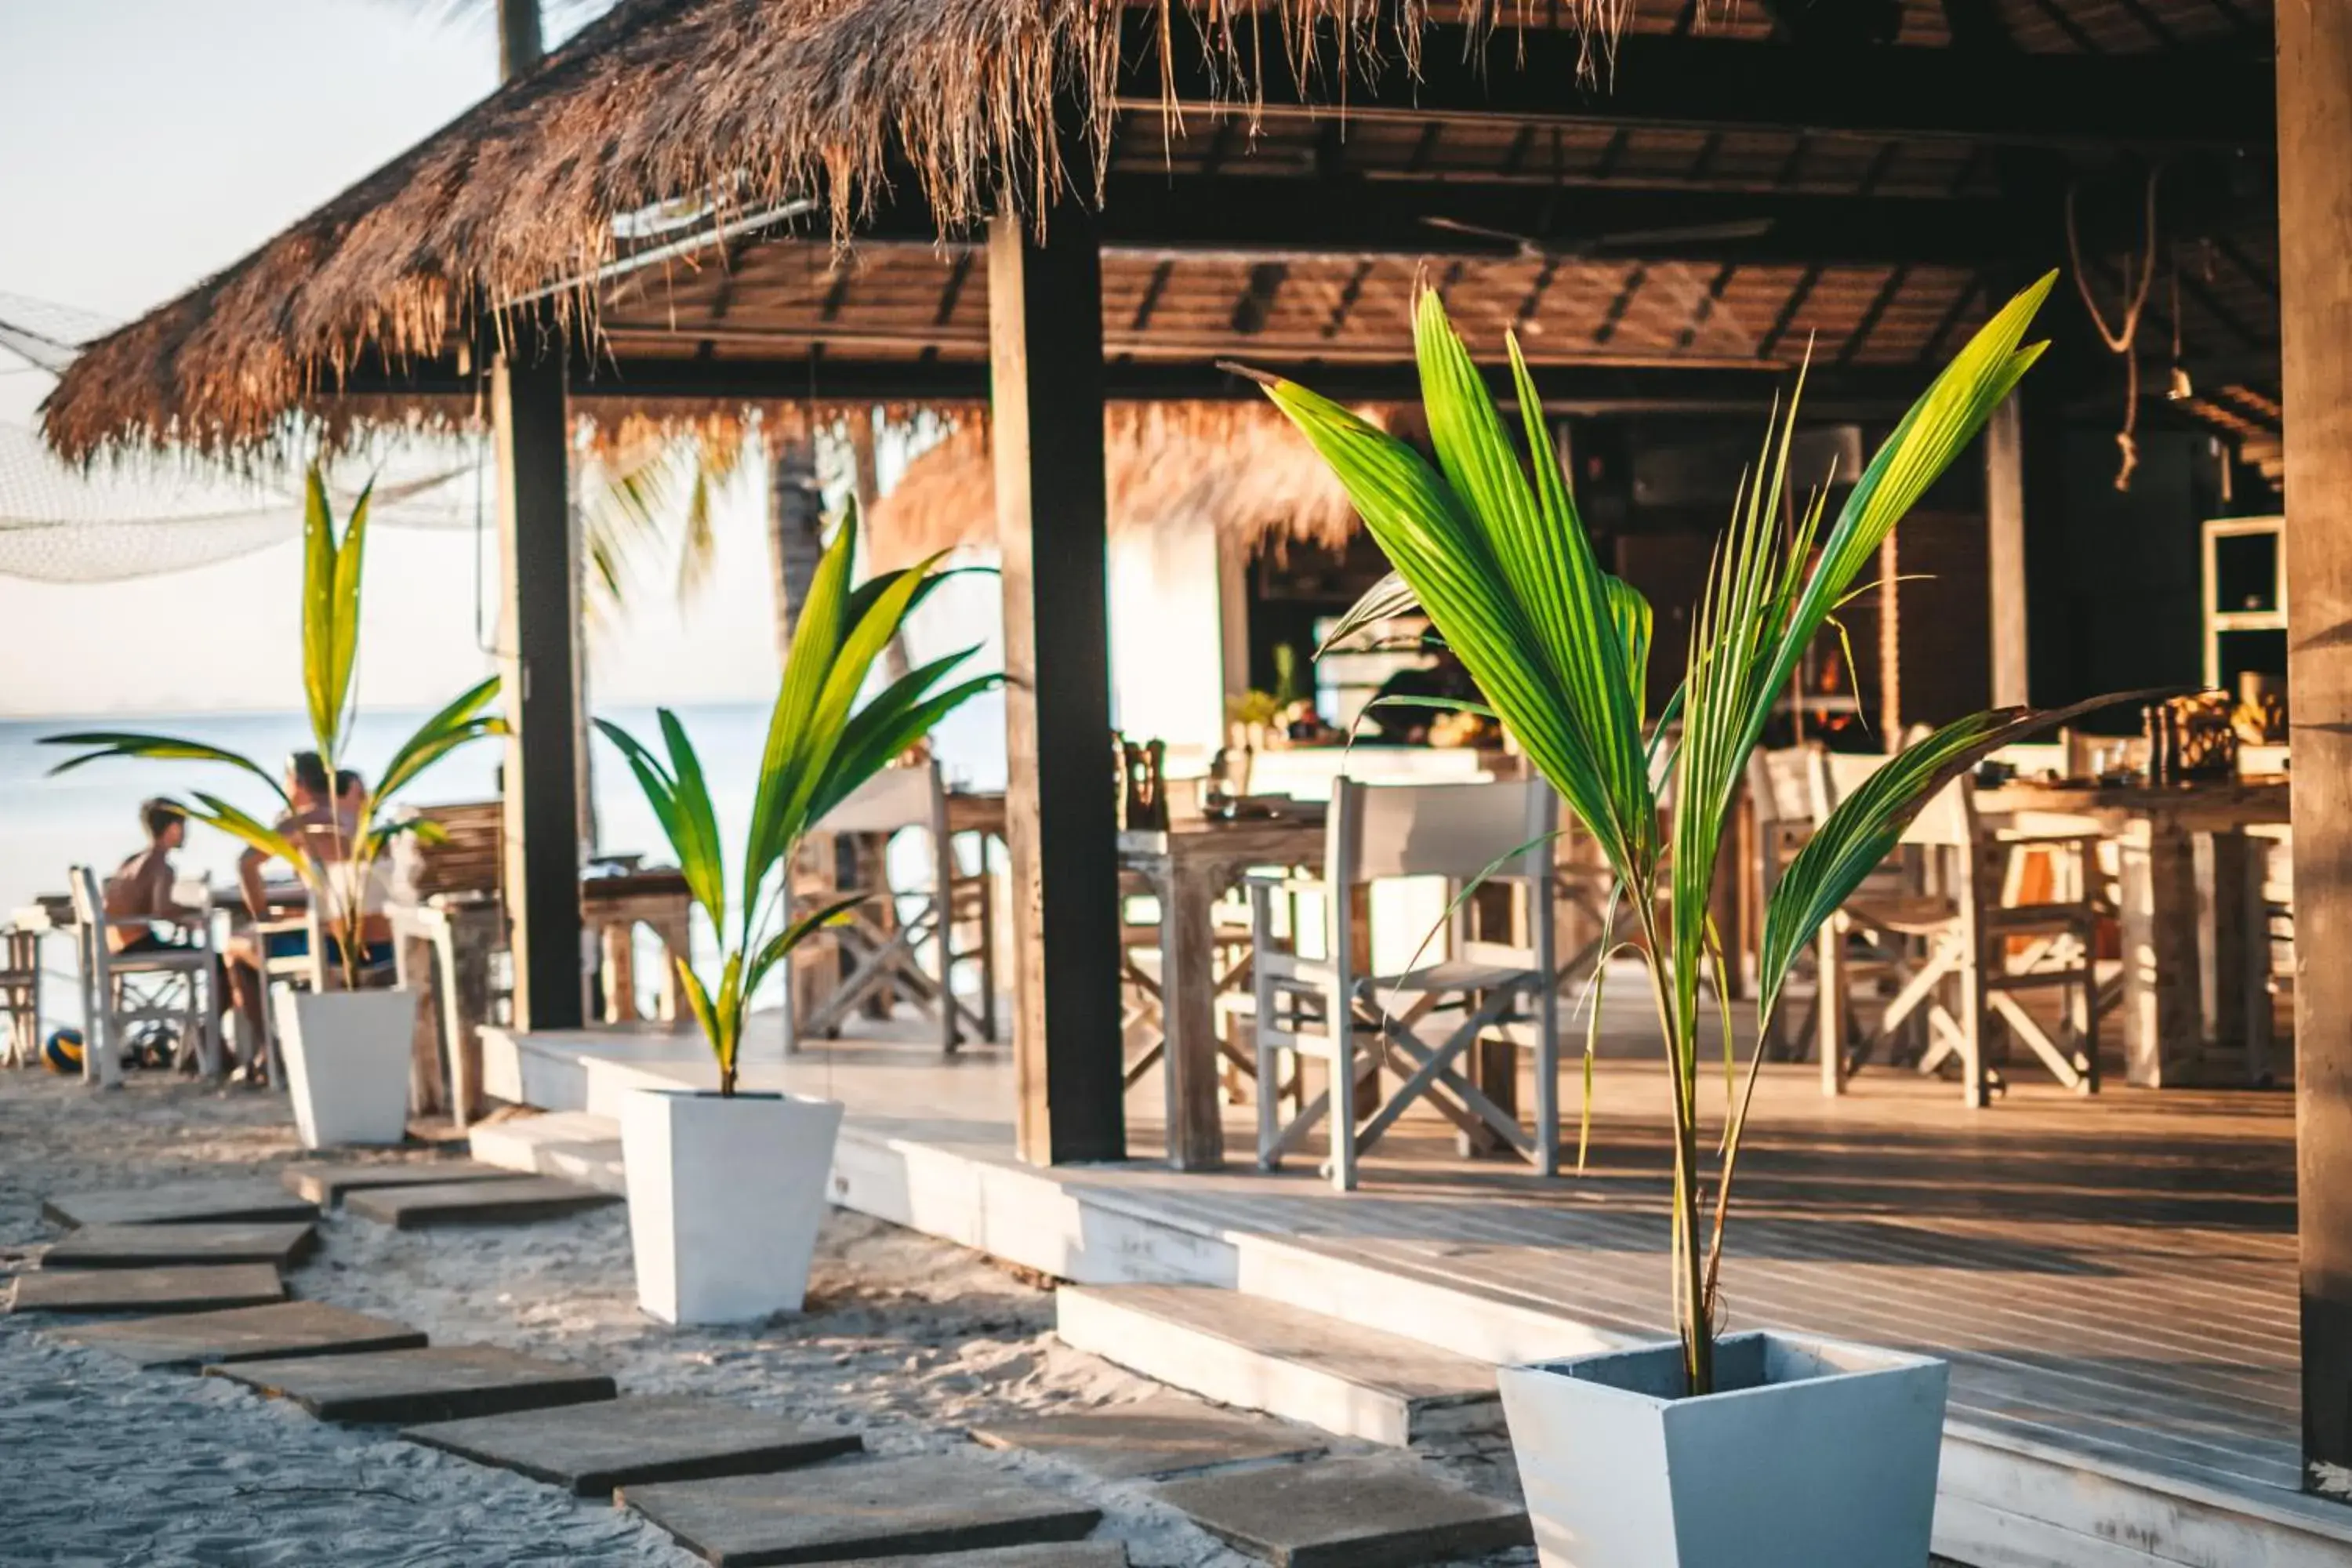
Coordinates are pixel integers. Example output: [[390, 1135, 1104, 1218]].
[[1747, 745, 1827, 1057], [1119, 874, 1261, 1100], [1819, 775, 2103, 1106], [68, 865, 221, 1084], [1248, 777, 1560, 1190], [2, 921, 42, 1069], [781, 762, 983, 1054]]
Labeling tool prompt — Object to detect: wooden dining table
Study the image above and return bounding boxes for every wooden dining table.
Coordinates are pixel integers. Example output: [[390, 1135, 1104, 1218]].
[[1119, 812, 1326, 1170], [1976, 775, 2290, 1087]]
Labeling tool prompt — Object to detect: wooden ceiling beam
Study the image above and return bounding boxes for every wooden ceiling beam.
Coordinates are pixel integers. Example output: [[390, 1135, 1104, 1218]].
[[858, 173, 2205, 267], [343, 353, 1937, 415], [1111, 20, 2273, 151]]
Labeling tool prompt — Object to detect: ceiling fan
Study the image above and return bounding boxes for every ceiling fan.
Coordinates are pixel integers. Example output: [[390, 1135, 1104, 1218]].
[[1421, 214, 1778, 260]]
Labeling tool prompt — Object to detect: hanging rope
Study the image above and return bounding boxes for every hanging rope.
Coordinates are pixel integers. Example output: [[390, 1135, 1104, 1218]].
[[2065, 169, 2162, 492]]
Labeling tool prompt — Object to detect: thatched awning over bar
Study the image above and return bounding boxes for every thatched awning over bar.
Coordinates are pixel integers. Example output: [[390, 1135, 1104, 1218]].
[[41, 0, 2278, 461], [866, 401, 1374, 568]]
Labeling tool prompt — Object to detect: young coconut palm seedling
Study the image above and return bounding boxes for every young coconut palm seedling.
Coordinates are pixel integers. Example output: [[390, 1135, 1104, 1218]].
[[47, 464, 503, 1144], [1243, 271, 2148, 1403], [45, 465, 504, 993], [597, 503, 993, 1326], [596, 502, 996, 1096]]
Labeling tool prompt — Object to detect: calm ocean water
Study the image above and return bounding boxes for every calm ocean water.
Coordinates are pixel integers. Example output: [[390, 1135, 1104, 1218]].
[[0, 695, 1007, 1025]]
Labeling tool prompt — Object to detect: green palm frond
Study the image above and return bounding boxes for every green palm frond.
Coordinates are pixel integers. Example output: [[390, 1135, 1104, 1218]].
[[1758, 685, 2176, 1014], [598, 506, 998, 1093], [300, 467, 375, 763], [45, 461, 502, 990], [1318, 571, 1425, 655], [1253, 273, 2101, 1398], [42, 731, 290, 806], [373, 677, 506, 805]]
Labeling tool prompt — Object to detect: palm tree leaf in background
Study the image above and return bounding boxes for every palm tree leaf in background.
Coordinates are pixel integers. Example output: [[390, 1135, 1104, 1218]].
[[42, 732, 289, 806]]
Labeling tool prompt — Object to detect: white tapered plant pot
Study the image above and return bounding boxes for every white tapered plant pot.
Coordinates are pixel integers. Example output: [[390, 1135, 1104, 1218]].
[[620, 1087, 844, 1326], [274, 988, 416, 1149], [1498, 1331, 1948, 1568]]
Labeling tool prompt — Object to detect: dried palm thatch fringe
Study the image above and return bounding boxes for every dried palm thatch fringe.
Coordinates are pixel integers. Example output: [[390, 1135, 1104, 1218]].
[[41, 0, 1679, 464], [865, 398, 1380, 568]]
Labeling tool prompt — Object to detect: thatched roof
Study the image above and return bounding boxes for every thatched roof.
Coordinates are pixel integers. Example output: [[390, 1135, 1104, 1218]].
[[38, 0, 2279, 463], [866, 401, 1376, 568], [41, 0, 1617, 462]]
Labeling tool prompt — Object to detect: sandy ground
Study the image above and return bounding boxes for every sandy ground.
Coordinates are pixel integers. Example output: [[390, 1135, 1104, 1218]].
[[0, 1069, 1533, 1567]]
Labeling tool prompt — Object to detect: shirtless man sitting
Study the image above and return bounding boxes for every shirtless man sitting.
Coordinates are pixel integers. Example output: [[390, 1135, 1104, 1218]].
[[103, 799, 201, 954], [222, 751, 389, 1083]]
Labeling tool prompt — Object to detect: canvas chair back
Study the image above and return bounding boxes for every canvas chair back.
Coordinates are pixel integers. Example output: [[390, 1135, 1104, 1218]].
[[1328, 777, 1558, 887], [819, 762, 942, 837], [1820, 749, 1981, 847], [1897, 776, 1980, 849], [1751, 746, 1824, 831], [314, 855, 396, 924], [67, 863, 107, 933]]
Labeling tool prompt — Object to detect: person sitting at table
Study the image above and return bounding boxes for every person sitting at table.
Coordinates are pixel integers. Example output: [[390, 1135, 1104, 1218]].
[[221, 751, 390, 1083], [102, 798, 198, 956]]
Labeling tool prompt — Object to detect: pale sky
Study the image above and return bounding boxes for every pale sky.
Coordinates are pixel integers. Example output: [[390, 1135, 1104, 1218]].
[[0, 1, 799, 717]]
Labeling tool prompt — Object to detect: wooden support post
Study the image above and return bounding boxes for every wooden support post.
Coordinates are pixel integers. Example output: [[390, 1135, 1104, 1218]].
[[492, 319, 585, 1034], [1984, 396, 2031, 708], [2279, 0, 2352, 1498], [989, 204, 1127, 1166]]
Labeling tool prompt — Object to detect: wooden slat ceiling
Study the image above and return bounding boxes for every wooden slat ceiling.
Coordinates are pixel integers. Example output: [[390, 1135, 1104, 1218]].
[[590, 0, 2279, 411]]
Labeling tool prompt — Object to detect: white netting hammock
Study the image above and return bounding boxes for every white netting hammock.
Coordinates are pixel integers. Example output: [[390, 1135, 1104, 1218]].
[[0, 292, 484, 583]]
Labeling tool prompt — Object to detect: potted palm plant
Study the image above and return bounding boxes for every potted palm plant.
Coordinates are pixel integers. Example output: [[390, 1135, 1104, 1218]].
[[597, 504, 993, 1325], [46, 466, 503, 1147], [1250, 275, 2141, 1566]]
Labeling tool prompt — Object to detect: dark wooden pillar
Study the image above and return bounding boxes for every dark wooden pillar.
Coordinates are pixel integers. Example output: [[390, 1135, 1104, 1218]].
[[988, 201, 1127, 1166], [2279, 0, 2352, 1499], [492, 318, 585, 1034]]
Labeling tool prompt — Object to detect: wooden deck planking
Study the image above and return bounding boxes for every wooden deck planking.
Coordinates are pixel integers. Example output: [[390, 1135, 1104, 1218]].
[[774, 1035, 2312, 1512], [508, 1004, 2332, 1546]]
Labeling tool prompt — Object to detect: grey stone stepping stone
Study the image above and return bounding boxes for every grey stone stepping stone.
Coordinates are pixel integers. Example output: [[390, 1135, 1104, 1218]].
[[621, 1455, 1102, 1566], [281, 1159, 518, 1207], [858, 1548, 1127, 1568], [344, 1175, 617, 1229], [41, 1222, 316, 1271], [57, 1300, 425, 1370], [207, 1345, 615, 1425], [404, 1394, 863, 1496], [1154, 1457, 1532, 1568], [6, 1264, 286, 1316], [970, 1394, 1324, 1479], [42, 1179, 318, 1229]]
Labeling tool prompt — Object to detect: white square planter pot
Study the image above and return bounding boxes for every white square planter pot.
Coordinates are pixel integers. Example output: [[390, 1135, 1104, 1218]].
[[620, 1089, 844, 1326], [274, 988, 416, 1149], [1498, 1331, 1947, 1568]]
